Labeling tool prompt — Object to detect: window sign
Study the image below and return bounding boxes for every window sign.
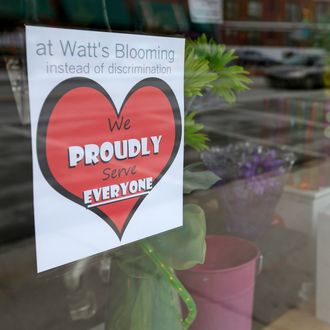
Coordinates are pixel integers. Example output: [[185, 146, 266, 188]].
[[25, 26, 185, 272], [188, 0, 223, 24]]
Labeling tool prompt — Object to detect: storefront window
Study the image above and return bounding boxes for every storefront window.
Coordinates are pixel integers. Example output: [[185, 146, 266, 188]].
[[247, 0, 262, 20], [315, 1, 330, 23], [224, 1, 240, 20], [246, 31, 261, 45], [285, 1, 301, 22], [3, 1, 330, 330]]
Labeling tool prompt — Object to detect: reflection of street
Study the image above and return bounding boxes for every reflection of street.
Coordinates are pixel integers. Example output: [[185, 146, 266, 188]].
[[1, 69, 330, 329], [188, 77, 330, 329], [193, 77, 330, 163], [194, 76, 329, 108], [1, 0, 329, 328], [235, 76, 328, 103]]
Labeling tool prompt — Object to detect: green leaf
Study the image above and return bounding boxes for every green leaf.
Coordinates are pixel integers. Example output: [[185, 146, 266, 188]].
[[112, 243, 159, 278], [184, 34, 251, 103], [107, 259, 182, 330], [184, 47, 217, 97], [150, 276, 182, 330], [183, 169, 220, 194], [148, 204, 206, 270], [131, 276, 181, 330], [212, 66, 252, 103], [184, 112, 209, 151]]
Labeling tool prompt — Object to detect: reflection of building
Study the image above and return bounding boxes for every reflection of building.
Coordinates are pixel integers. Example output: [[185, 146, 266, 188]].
[[2, 0, 330, 48], [222, 0, 330, 47]]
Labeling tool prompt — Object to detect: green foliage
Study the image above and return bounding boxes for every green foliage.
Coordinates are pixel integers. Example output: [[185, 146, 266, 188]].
[[184, 48, 218, 97], [184, 35, 251, 152], [184, 112, 209, 151], [212, 65, 251, 104], [148, 204, 206, 270], [107, 204, 206, 330], [107, 249, 182, 330], [183, 167, 220, 194], [184, 34, 251, 103]]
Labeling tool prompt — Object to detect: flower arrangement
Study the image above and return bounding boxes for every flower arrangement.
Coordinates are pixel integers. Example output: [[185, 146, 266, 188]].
[[105, 35, 251, 330], [202, 142, 295, 240]]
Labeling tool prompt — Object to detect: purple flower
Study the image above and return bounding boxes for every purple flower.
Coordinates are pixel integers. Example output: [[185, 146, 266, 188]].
[[201, 142, 295, 239], [202, 142, 295, 196]]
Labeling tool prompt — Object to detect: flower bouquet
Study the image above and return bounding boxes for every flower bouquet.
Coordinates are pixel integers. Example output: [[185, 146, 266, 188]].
[[202, 142, 295, 240]]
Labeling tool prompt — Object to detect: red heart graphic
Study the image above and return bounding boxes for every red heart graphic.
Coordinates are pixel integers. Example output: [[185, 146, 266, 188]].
[[37, 78, 181, 239]]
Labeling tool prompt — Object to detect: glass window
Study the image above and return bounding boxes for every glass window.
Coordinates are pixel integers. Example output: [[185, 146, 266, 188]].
[[248, 0, 262, 19], [247, 31, 261, 45], [2, 1, 330, 330], [315, 2, 330, 22], [285, 1, 301, 22], [225, 1, 240, 20]]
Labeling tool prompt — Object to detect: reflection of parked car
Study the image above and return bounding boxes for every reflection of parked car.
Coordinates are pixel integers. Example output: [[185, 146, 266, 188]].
[[265, 54, 325, 89], [235, 50, 280, 67]]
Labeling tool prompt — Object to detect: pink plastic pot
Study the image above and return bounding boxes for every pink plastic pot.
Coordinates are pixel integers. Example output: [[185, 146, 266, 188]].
[[177, 235, 262, 330]]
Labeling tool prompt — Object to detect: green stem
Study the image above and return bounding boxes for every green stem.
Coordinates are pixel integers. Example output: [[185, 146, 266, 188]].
[[140, 241, 197, 330]]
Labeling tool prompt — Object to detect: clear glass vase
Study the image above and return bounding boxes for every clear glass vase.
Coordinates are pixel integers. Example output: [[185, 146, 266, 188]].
[[202, 142, 295, 240]]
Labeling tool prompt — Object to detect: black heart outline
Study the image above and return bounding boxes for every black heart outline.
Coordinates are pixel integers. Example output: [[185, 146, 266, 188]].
[[37, 77, 182, 240]]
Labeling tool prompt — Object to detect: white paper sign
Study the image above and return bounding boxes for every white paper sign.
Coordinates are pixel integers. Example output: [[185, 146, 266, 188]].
[[25, 26, 185, 272], [188, 0, 223, 24]]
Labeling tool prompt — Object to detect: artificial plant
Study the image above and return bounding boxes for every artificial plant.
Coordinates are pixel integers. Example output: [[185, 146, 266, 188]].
[[106, 35, 251, 330]]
